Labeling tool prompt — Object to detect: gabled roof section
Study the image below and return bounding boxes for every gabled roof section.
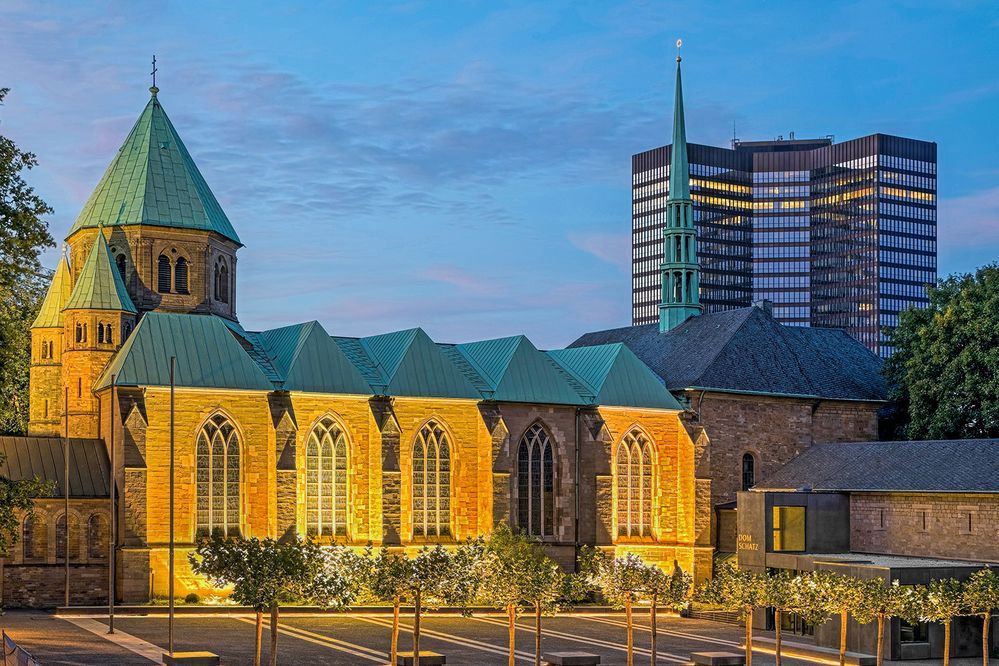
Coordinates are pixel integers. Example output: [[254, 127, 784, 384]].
[[32, 254, 73, 328], [258, 321, 373, 395], [68, 90, 240, 245], [452, 336, 587, 405], [96, 312, 271, 390], [754, 440, 999, 493], [63, 232, 137, 313], [359, 328, 480, 399], [0, 437, 110, 497], [547, 344, 682, 410], [571, 306, 887, 401]]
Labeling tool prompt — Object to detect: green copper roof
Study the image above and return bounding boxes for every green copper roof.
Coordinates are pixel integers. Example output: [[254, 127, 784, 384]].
[[96, 313, 272, 391], [68, 90, 240, 245], [64, 233, 137, 313], [359, 328, 481, 399], [547, 344, 682, 410], [258, 321, 373, 394], [452, 336, 588, 405], [32, 255, 73, 328], [668, 58, 690, 202]]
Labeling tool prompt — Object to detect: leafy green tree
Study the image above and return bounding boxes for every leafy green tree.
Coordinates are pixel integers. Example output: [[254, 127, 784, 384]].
[[804, 570, 865, 666], [190, 536, 357, 666], [641, 560, 692, 666], [697, 562, 765, 666], [580, 547, 649, 666], [883, 265, 999, 439], [851, 578, 918, 666], [963, 567, 999, 666], [916, 578, 965, 666], [761, 570, 799, 666], [480, 524, 577, 666], [0, 457, 53, 559], [364, 547, 411, 666], [0, 87, 55, 434]]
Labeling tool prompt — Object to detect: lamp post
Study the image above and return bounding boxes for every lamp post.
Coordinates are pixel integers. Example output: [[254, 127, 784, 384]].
[[168, 356, 176, 655]]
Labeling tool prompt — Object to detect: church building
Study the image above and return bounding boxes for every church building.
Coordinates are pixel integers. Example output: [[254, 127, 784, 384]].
[[19, 78, 711, 604]]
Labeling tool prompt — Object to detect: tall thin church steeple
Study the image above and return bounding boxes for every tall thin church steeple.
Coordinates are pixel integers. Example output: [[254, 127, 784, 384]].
[[659, 44, 702, 332]]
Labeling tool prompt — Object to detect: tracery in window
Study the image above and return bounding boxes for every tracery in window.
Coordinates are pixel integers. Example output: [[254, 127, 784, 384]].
[[517, 423, 555, 538], [306, 417, 348, 537], [412, 420, 451, 538], [196, 413, 241, 537], [616, 429, 653, 538], [157, 255, 172, 293]]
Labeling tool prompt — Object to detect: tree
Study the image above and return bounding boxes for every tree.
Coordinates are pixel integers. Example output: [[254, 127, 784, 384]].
[[914, 578, 964, 666], [883, 265, 999, 439], [963, 567, 999, 666], [697, 562, 765, 666], [580, 547, 650, 666], [0, 87, 55, 434], [804, 570, 865, 666], [190, 536, 357, 666], [851, 578, 918, 666], [761, 570, 798, 666], [368, 543, 482, 666], [0, 457, 53, 558], [480, 524, 578, 666], [641, 560, 692, 666]]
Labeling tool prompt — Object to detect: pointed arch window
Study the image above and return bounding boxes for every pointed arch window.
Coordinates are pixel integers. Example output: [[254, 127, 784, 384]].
[[196, 414, 241, 537], [157, 255, 172, 293], [174, 257, 189, 294], [616, 430, 654, 538], [88, 514, 108, 559], [115, 254, 127, 281], [412, 421, 451, 538], [22, 516, 40, 560], [517, 423, 555, 538], [306, 417, 348, 537]]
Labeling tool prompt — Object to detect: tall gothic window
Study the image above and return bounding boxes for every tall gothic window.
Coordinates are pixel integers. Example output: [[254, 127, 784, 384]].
[[742, 453, 756, 491], [412, 421, 451, 538], [174, 257, 189, 294], [56, 513, 79, 561], [157, 255, 172, 293], [214, 260, 229, 304], [306, 417, 348, 537], [196, 414, 241, 537], [616, 430, 653, 538], [115, 253, 127, 281], [517, 423, 555, 538]]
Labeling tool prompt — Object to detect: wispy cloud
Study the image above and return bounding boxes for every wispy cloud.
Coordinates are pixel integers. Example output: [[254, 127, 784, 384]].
[[569, 232, 631, 272]]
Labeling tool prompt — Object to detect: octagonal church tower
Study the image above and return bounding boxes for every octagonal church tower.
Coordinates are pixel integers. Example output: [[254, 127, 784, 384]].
[[29, 85, 241, 436]]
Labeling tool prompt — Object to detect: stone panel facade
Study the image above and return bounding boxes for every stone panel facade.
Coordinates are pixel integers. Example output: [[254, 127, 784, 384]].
[[851, 492, 999, 562]]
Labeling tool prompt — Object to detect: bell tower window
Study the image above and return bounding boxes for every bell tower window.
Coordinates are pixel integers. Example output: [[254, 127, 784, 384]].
[[175, 257, 189, 294], [157, 255, 172, 293]]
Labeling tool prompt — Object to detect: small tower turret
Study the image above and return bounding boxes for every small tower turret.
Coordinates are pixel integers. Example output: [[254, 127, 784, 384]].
[[61, 229, 137, 438], [28, 252, 73, 435], [659, 45, 703, 332]]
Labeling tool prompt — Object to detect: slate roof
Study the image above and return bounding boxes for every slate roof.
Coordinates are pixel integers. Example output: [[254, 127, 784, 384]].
[[752, 440, 999, 493], [0, 437, 110, 498], [95, 313, 682, 410], [63, 232, 137, 313], [32, 254, 73, 328], [570, 306, 887, 401], [67, 90, 240, 245]]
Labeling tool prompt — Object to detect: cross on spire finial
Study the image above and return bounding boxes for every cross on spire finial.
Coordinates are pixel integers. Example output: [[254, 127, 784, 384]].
[[149, 55, 159, 96], [676, 38, 683, 63]]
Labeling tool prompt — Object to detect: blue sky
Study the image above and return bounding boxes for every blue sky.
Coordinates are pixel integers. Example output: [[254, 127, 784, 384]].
[[2, 1, 997, 347]]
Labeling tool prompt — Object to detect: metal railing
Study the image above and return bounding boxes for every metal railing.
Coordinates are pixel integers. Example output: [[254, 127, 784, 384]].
[[2, 631, 41, 666]]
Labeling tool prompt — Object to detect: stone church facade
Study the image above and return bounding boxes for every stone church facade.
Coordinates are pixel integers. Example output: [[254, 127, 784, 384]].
[[21, 85, 712, 604]]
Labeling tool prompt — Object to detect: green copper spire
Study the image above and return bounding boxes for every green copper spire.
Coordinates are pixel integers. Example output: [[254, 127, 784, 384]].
[[64, 231, 137, 313], [67, 88, 240, 245], [32, 252, 73, 328], [659, 47, 702, 332]]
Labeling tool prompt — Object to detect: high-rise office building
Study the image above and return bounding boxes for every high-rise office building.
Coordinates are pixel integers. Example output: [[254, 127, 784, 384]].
[[632, 134, 937, 356]]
